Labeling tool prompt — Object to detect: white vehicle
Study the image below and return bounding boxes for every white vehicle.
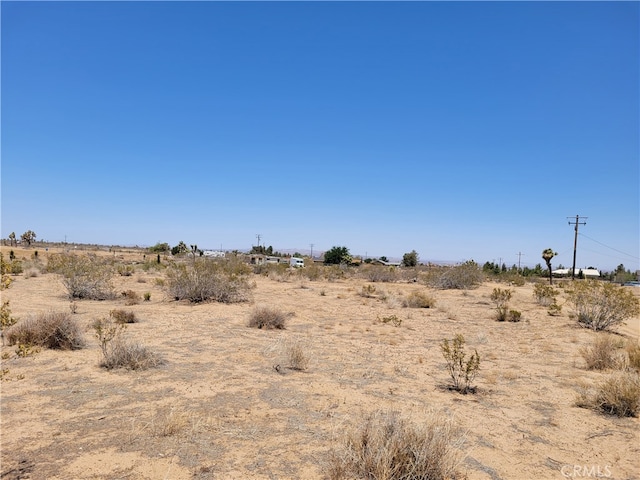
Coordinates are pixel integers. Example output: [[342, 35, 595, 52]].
[[290, 257, 305, 268]]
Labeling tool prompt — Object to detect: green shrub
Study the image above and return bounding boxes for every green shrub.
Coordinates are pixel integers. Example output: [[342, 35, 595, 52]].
[[248, 306, 287, 330], [533, 283, 558, 306], [327, 409, 465, 480], [166, 259, 251, 303], [360, 284, 377, 298], [566, 280, 640, 331], [440, 334, 480, 394], [490, 288, 512, 321], [547, 301, 562, 316], [402, 290, 435, 308], [5, 311, 85, 350], [508, 309, 522, 322], [117, 264, 135, 276]]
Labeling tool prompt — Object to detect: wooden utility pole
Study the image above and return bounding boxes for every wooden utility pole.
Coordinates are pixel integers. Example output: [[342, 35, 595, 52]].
[[517, 252, 524, 272], [568, 215, 587, 280]]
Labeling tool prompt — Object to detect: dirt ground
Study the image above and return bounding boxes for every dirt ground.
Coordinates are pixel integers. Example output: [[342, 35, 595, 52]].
[[1, 246, 638, 479]]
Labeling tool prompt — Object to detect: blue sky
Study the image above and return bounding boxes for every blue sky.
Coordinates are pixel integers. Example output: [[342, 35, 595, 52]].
[[1, 1, 638, 271]]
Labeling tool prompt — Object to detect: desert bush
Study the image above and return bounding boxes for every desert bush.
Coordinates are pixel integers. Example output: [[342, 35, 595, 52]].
[[101, 339, 162, 370], [402, 290, 435, 308], [117, 264, 135, 276], [166, 259, 251, 303], [121, 289, 140, 305], [297, 263, 322, 281], [576, 371, 640, 417], [360, 284, 377, 298], [440, 334, 480, 393], [5, 311, 85, 350], [362, 265, 400, 283], [533, 283, 558, 306], [110, 309, 137, 324], [143, 292, 151, 302], [508, 309, 522, 322], [579, 335, 624, 370], [248, 306, 287, 330], [490, 288, 512, 321], [547, 301, 562, 316], [23, 267, 40, 279], [566, 280, 640, 331], [378, 314, 402, 327], [287, 341, 309, 371], [51, 253, 116, 300], [93, 316, 160, 370], [431, 261, 484, 290], [327, 409, 466, 480], [1, 301, 17, 331]]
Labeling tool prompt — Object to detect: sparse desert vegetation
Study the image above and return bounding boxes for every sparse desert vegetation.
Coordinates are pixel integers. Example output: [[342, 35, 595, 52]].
[[0, 244, 638, 479]]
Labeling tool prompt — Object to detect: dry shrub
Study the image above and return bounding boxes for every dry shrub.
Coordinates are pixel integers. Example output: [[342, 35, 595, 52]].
[[5, 311, 84, 350], [327, 409, 466, 480], [101, 339, 162, 370], [287, 341, 309, 371], [110, 309, 137, 324], [402, 290, 435, 308], [576, 371, 640, 417], [360, 284, 377, 298], [121, 289, 140, 305], [490, 288, 512, 322], [626, 342, 640, 371], [50, 253, 116, 300], [440, 334, 480, 394], [166, 259, 251, 303], [432, 262, 484, 290], [567, 280, 640, 331], [579, 335, 624, 370], [248, 306, 287, 330], [362, 265, 400, 283]]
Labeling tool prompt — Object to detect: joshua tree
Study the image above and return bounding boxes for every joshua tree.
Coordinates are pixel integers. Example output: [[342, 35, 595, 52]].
[[542, 248, 557, 285], [8, 232, 16, 247], [20, 230, 36, 247]]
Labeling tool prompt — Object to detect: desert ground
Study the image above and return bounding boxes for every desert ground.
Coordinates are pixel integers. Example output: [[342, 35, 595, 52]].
[[1, 245, 638, 480]]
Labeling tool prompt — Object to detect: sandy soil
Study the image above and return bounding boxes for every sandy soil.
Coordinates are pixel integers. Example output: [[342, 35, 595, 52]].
[[1, 246, 638, 480]]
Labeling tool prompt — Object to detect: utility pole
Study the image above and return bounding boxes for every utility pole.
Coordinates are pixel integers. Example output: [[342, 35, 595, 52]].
[[568, 215, 587, 280], [516, 252, 524, 272], [256, 234, 261, 248], [309, 243, 314, 259]]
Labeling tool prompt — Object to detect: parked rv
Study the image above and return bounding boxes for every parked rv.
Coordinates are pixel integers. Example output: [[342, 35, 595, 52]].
[[290, 257, 305, 268]]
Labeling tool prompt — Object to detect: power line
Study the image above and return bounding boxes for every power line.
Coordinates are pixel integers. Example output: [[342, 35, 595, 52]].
[[578, 233, 640, 261]]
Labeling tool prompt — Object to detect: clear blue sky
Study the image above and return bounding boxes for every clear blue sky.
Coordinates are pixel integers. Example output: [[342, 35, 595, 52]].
[[2, 1, 638, 271]]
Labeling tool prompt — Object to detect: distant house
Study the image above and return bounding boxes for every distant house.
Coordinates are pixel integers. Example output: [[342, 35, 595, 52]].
[[552, 268, 600, 278], [371, 259, 402, 267], [202, 250, 225, 258]]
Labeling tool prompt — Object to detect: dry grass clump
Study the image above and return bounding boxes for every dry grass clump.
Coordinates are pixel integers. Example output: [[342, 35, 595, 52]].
[[579, 335, 624, 370], [101, 340, 162, 370], [109, 309, 138, 324], [402, 290, 435, 308], [4, 311, 85, 350], [626, 342, 640, 371], [327, 409, 466, 480], [576, 371, 640, 417], [287, 341, 309, 371], [248, 306, 287, 330]]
